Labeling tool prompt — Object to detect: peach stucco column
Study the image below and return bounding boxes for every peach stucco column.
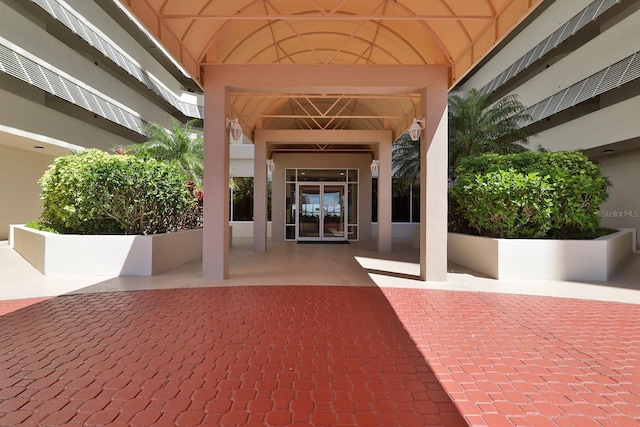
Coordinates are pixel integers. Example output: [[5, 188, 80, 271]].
[[253, 137, 268, 252], [420, 83, 448, 281], [202, 75, 230, 279], [377, 138, 392, 253]]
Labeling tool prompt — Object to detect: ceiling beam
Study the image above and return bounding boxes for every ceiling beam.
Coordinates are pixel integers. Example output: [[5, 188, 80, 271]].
[[161, 14, 494, 21], [257, 115, 403, 119], [231, 94, 421, 100]]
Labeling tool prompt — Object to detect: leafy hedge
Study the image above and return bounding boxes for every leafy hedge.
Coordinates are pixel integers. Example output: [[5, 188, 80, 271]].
[[25, 221, 58, 233], [449, 151, 610, 239], [39, 149, 195, 235]]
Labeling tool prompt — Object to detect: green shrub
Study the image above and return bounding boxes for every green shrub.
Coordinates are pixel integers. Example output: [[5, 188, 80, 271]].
[[452, 169, 555, 238], [24, 221, 58, 233], [450, 151, 610, 239], [39, 149, 195, 235]]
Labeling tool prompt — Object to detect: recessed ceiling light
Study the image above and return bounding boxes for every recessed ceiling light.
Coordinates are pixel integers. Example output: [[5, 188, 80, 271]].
[[603, 149, 614, 153], [34, 146, 44, 150]]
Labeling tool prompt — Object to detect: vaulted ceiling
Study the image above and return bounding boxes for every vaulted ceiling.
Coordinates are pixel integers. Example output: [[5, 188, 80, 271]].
[[117, 0, 542, 138]]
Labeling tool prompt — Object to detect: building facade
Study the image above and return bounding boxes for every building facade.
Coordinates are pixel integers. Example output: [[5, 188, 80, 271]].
[[0, 0, 428, 246], [0, 0, 202, 240], [456, 0, 640, 247], [0, 0, 412, 246], [3, 0, 542, 281]]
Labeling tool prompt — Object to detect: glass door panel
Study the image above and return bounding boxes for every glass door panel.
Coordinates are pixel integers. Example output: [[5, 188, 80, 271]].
[[298, 185, 320, 238], [297, 184, 347, 241], [322, 186, 344, 240]]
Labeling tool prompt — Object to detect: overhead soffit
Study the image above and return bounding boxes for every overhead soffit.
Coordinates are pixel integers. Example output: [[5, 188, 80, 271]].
[[117, 0, 542, 138]]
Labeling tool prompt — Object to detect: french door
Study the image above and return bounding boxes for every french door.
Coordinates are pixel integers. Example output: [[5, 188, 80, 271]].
[[297, 183, 347, 241]]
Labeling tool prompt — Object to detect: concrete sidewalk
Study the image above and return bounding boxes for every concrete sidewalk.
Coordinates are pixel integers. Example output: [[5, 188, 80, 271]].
[[1, 238, 639, 304]]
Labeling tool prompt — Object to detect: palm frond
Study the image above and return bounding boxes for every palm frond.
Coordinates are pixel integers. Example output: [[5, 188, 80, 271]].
[[129, 119, 204, 187], [392, 133, 420, 178], [394, 88, 534, 181]]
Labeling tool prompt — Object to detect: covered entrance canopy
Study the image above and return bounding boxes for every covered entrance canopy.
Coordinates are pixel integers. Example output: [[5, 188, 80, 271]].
[[117, 0, 543, 280]]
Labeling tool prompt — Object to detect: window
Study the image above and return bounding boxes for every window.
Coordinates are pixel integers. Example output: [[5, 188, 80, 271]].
[[411, 178, 420, 223], [392, 178, 411, 222], [230, 177, 272, 221], [371, 178, 378, 222], [231, 177, 253, 221], [372, 177, 420, 223]]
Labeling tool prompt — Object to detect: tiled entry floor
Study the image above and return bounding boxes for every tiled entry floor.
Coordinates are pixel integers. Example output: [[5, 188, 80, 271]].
[[0, 286, 639, 426]]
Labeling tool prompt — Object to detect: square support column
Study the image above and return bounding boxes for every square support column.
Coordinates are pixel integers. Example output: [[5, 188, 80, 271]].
[[420, 84, 448, 281], [253, 137, 268, 252], [202, 76, 230, 279], [377, 139, 393, 253]]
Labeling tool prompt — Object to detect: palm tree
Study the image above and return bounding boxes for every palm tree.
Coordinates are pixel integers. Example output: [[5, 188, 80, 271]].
[[391, 89, 532, 180], [391, 132, 420, 179], [129, 119, 204, 187], [449, 89, 531, 176]]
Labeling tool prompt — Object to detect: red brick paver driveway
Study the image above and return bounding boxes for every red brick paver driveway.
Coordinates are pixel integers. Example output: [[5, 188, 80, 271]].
[[0, 286, 639, 426], [384, 289, 640, 427]]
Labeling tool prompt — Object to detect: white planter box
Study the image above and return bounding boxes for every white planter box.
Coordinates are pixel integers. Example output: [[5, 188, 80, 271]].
[[9, 225, 202, 276], [448, 229, 635, 281]]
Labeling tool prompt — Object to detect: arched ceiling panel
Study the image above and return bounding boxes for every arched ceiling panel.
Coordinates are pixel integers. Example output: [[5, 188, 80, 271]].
[[118, 0, 543, 137], [121, 0, 543, 79]]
